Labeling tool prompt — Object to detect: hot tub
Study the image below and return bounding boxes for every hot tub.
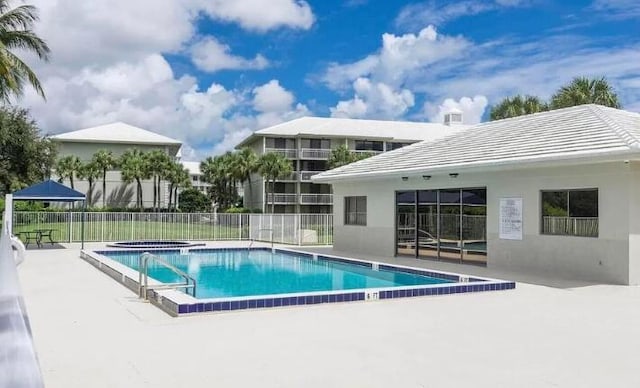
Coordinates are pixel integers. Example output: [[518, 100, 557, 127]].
[[107, 240, 206, 249]]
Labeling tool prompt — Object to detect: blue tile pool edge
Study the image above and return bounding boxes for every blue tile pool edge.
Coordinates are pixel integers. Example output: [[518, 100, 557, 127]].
[[81, 247, 516, 317]]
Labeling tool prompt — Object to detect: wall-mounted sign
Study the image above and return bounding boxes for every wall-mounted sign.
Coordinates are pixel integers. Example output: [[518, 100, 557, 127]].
[[499, 197, 523, 240]]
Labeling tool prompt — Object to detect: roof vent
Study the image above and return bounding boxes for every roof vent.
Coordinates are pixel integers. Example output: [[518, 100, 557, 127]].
[[443, 108, 463, 126]]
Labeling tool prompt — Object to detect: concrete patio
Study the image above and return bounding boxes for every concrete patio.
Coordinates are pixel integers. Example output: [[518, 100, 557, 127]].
[[18, 243, 640, 387]]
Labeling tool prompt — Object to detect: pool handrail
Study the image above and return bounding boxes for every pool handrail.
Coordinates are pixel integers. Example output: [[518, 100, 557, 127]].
[[138, 252, 197, 299]]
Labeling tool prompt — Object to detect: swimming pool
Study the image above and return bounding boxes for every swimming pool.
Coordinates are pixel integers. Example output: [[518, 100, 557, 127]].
[[82, 247, 515, 316], [103, 249, 452, 299]]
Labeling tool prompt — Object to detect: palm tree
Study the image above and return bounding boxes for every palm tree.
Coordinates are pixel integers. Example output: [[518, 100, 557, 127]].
[[56, 155, 81, 189], [258, 152, 293, 214], [166, 162, 191, 211], [232, 148, 259, 210], [201, 153, 237, 210], [550, 77, 621, 109], [327, 145, 373, 169], [0, 0, 50, 102], [77, 160, 100, 206], [144, 150, 171, 211], [490, 95, 549, 121], [119, 149, 149, 210], [92, 149, 117, 208]]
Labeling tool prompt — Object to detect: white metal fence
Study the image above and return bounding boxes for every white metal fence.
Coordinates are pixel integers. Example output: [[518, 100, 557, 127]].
[[542, 216, 598, 237], [11, 212, 333, 245]]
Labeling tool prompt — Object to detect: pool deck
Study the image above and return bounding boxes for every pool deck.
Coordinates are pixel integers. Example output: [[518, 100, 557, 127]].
[[18, 242, 640, 387]]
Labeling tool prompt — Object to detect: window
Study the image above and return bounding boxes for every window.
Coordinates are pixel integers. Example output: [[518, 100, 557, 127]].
[[345, 196, 367, 226], [388, 142, 411, 151], [355, 140, 383, 152], [541, 189, 598, 237]]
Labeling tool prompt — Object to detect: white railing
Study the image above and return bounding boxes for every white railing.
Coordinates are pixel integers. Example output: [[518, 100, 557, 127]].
[[352, 150, 382, 156], [11, 212, 333, 245], [267, 193, 298, 204], [265, 148, 297, 158], [300, 171, 322, 181], [275, 172, 299, 181], [300, 194, 333, 205], [249, 214, 333, 245], [542, 216, 598, 237], [300, 148, 331, 159]]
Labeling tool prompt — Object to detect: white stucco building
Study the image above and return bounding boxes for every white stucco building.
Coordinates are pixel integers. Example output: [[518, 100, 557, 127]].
[[236, 115, 468, 213], [51, 122, 182, 208], [313, 105, 640, 285]]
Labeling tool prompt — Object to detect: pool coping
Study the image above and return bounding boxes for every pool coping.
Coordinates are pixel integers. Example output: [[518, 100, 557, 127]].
[[80, 246, 515, 317]]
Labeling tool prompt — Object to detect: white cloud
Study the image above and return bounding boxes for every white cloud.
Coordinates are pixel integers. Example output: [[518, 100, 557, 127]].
[[252, 80, 310, 128], [323, 26, 470, 90], [395, 0, 528, 29], [591, 0, 640, 19], [195, 0, 314, 31], [20, 0, 316, 161], [424, 95, 489, 124], [330, 78, 414, 119], [253, 80, 295, 113], [190, 37, 269, 72]]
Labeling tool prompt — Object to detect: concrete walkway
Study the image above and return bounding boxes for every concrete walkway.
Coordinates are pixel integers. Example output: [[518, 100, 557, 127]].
[[17, 243, 640, 388]]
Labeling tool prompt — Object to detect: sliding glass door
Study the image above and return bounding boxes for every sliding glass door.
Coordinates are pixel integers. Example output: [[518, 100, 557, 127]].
[[417, 190, 438, 259], [396, 191, 416, 256], [396, 187, 487, 265]]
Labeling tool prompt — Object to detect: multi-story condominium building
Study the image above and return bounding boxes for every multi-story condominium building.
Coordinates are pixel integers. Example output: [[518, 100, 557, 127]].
[[236, 113, 467, 213], [51, 122, 182, 208], [180, 161, 209, 194]]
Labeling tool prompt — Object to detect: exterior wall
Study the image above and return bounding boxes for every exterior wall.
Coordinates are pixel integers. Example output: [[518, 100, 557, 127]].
[[54, 141, 178, 208], [332, 161, 638, 285]]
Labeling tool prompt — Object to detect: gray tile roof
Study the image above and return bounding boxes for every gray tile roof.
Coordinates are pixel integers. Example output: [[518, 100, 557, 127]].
[[313, 105, 640, 182]]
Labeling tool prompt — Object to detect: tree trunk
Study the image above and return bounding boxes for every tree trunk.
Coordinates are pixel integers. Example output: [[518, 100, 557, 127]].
[[271, 178, 275, 214], [70, 175, 74, 189], [168, 183, 174, 211], [174, 186, 179, 211], [136, 178, 142, 210], [152, 175, 157, 212], [102, 170, 107, 208], [246, 176, 252, 211]]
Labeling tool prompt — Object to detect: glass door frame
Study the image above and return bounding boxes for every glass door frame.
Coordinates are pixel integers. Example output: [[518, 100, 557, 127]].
[[395, 187, 487, 265]]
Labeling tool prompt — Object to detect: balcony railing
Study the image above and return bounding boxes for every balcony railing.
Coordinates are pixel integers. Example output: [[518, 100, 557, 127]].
[[266, 193, 298, 204], [352, 150, 383, 156], [265, 148, 297, 158], [299, 171, 322, 181], [274, 172, 299, 181], [300, 148, 331, 159], [300, 194, 333, 205]]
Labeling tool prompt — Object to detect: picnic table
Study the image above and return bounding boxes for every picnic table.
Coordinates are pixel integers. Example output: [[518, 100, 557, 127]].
[[17, 229, 56, 248]]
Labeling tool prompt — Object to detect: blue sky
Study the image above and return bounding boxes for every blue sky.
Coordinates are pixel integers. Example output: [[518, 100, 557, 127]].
[[23, 0, 640, 160]]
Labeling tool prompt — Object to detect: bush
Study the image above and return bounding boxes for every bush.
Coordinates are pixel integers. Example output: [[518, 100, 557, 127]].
[[178, 188, 210, 213]]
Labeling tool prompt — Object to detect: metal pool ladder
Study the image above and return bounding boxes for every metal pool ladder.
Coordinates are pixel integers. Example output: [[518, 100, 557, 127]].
[[248, 228, 274, 250], [138, 252, 197, 299]]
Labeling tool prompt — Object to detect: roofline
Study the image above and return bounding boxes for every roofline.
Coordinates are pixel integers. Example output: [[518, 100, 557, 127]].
[[50, 137, 182, 146], [13, 196, 85, 201], [312, 148, 640, 183]]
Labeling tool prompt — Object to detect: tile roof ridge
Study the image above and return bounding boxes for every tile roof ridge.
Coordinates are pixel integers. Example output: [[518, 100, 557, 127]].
[[588, 104, 640, 149]]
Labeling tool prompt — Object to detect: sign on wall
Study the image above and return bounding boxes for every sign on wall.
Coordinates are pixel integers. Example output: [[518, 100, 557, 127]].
[[499, 197, 523, 240]]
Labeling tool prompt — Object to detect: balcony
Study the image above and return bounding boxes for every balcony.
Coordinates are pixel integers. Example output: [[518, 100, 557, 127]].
[[299, 171, 322, 181], [265, 148, 297, 159], [275, 172, 299, 181], [300, 194, 333, 205], [352, 150, 383, 156], [266, 193, 298, 204], [300, 148, 331, 159]]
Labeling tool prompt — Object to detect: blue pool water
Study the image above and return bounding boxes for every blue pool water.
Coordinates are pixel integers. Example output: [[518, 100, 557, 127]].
[[103, 249, 452, 299]]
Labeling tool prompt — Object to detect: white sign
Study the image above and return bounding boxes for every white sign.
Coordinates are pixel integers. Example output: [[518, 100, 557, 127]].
[[499, 197, 523, 240]]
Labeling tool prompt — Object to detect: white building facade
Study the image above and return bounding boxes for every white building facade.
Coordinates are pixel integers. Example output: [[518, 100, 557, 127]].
[[236, 116, 467, 213], [51, 122, 182, 208], [314, 105, 640, 285]]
